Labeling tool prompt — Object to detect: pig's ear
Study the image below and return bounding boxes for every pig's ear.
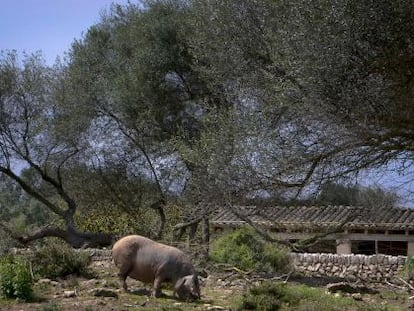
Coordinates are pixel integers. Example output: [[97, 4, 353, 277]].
[[192, 275, 201, 298], [174, 277, 189, 300]]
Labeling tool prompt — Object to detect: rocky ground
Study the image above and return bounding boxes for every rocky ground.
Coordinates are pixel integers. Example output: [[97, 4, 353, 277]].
[[0, 259, 413, 310]]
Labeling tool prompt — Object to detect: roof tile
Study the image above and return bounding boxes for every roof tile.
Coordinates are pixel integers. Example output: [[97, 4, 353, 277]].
[[212, 206, 414, 230]]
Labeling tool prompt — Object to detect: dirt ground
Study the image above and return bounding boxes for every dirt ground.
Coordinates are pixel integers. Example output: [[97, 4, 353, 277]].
[[0, 260, 412, 311], [0, 260, 242, 311]]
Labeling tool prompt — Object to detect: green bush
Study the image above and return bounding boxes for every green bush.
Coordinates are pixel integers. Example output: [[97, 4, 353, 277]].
[[31, 240, 92, 279], [261, 242, 291, 273], [0, 255, 33, 301], [236, 282, 288, 311], [210, 227, 291, 272], [236, 282, 386, 311]]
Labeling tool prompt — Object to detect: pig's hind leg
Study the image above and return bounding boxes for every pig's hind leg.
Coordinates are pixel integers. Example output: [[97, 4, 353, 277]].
[[118, 264, 133, 291], [152, 263, 169, 298], [152, 276, 164, 297]]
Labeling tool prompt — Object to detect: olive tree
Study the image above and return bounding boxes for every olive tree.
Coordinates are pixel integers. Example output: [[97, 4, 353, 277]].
[[0, 51, 114, 247], [188, 0, 414, 193], [65, 0, 221, 238]]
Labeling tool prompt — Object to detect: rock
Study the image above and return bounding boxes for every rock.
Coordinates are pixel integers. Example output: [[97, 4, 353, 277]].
[[83, 278, 100, 286], [37, 278, 52, 285], [90, 288, 119, 298], [351, 293, 363, 301], [63, 290, 77, 298], [38, 279, 59, 286], [203, 304, 226, 310], [206, 306, 226, 311], [326, 282, 378, 294]]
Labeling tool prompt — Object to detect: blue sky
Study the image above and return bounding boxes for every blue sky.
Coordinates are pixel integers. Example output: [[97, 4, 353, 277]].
[[0, 0, 130, 65]]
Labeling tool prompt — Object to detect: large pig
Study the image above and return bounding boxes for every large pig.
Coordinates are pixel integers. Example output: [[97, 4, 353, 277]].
[[112, 235, 200, 300]]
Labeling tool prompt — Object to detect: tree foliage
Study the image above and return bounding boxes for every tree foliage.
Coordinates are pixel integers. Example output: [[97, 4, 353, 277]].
[[0, 0, 412, 246], [189, 0, 414, 182], [0, 51, 114, 247]]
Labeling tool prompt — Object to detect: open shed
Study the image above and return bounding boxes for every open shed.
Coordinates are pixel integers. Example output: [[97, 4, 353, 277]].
[[211, 205, 414, 256]]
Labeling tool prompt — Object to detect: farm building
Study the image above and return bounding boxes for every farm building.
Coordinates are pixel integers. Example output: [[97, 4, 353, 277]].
[[211, 205, 414, 256]]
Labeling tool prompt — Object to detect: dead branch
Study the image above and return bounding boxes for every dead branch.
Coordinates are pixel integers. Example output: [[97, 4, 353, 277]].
[[385, 280, 407, 291], [398, 277, 414, 293]]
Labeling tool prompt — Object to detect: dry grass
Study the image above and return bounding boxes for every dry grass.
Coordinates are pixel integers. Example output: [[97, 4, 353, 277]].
[[0, 260, 411, 311]]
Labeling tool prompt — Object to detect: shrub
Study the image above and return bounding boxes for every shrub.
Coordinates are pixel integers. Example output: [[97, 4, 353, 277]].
[[0, 231, 17, 257], [236, 282, 287, 310], [31, 240, 92, 279], [0, 255, 33, 301], [260, 243, 291, 273], [402, 256, 414, 281], [236, 282, 386, 311], [210, 227, 291, 273]]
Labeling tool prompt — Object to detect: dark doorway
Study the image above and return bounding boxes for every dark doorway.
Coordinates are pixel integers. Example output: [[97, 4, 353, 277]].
[[353, 241, 375, 255], [352, 240, 407, 255], [378, 241, 407, 256]]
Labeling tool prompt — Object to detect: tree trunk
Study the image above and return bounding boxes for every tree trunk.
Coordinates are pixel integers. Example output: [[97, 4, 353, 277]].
[[173, 218, 202, 241], [188, 223, 198, 246], [16, 226, 115, 248], [15, 208, 115, 248], [0, 159, 116, 248], [151, 199, 166, 240], [202, 217, 210, 245]]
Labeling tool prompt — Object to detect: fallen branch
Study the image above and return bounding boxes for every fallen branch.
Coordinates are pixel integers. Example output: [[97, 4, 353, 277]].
[[385, 280, 407, 291], [224, 266, 253, 276], [281, 270, 293, 283], [398, 277, 414, 292]]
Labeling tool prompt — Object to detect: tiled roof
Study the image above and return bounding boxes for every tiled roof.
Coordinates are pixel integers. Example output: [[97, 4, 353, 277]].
[[211, 205, 414, 231]]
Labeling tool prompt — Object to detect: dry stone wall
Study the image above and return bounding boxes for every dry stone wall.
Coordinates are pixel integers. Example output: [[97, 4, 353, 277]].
[[290, 253, 408, 282], [13, 248, 409, 282], [87, 250, 408, 282]]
